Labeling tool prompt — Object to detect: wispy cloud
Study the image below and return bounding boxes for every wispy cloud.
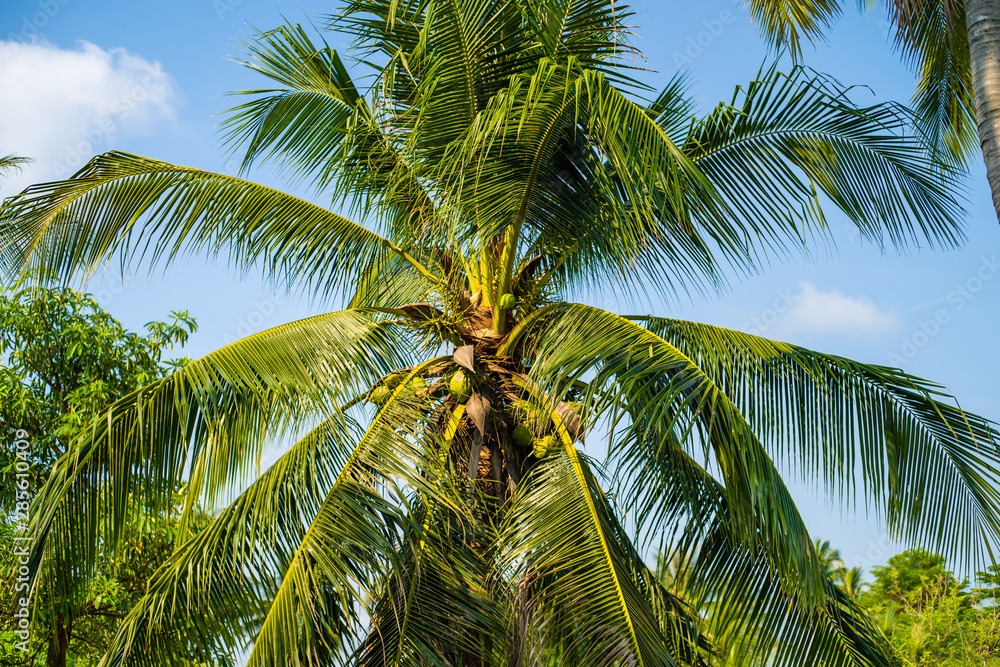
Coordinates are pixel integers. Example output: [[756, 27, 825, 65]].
[[781, 282, 898, 338], [0, 39, 177, 196]]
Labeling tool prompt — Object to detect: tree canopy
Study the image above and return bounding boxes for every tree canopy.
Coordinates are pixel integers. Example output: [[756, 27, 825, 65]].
[[0, 281, 200, 667], [0, 2, 997, 666]]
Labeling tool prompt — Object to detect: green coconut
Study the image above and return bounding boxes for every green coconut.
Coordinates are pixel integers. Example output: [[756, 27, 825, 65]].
[[533, 435, 554, 458], [369, 385, 391, 405], [513, 423, 533, 448], [449, 370, 472, 401], [407, 376, 427, 393], [498, 292, 516, 310]]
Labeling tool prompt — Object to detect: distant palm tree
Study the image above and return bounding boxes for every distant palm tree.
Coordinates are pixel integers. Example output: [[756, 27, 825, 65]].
[[816, 539, 847, 579], [815, 539, 867, 599], [0, 154, 29, 177], [841, 567, 867, 600], [4, 3, 999, 666], [746, 0, 1000, 223]]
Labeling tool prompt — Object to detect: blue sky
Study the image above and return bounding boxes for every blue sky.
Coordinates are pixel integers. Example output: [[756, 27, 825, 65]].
[[2, 0, 998, 577]]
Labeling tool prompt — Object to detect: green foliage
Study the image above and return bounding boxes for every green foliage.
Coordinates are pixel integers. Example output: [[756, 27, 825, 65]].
[[857, 548, 1000, 667], [0, 3, 996, 667], [0, 279, 201, 666], [747, 0, 977, 167], [0, 278, 194, 493]]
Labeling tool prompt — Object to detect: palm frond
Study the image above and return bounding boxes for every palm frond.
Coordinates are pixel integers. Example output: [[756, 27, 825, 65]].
[[97, 415, 362, 666], [500, 446, 682, 667], [27, 311, 410, 588], [0, 152, 440, 300], [0, 154, 30, 176], [99, 361, 450, 667], [354, 496, 503, 667], [890, 0, 977, 166], [747, 0, 843, 60], [638, 315, 1000, 566], [222, 23, 441, 240], [676, 525, 901, 667], [685, 65, 966, 254], [509, 303, 826, 604]]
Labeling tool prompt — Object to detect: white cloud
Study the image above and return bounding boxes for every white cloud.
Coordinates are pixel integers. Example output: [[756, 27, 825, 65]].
[[0, 40, 177, 196], [782, 282, 898, 337]]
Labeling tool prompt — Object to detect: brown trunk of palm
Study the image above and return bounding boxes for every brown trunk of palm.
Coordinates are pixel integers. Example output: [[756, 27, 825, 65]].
[[965, 0, 1000, 223], [45, 614, 69, 667], [455, 305, 526, 667]]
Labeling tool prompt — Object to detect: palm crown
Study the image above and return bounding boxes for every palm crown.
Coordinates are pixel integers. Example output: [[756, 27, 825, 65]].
[[3, 2, 999, 666]]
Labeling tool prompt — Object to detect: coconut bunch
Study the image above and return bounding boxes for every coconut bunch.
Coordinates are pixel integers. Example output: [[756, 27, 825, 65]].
[[365, 337, 585, 498]]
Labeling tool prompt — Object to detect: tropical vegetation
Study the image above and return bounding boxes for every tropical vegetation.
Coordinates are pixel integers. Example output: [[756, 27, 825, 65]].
[[2, 2, 1000, 666], [0, 281, 198, 666], [859, 548, 1000, 666], [745, 0, 1000, 223]]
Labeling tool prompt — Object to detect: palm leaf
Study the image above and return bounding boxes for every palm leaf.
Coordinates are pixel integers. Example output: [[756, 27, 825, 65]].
[[509, 303, 826, 603], [746, 0, 843, 60], [684, 65, 966, 254], [501, 446, 681, 667], [638, 315, 1000, 566], [0, 152, 440, 299], [99, 361, 450, 667], [26, 310, 410, 588], [675, 525, 901, 667]]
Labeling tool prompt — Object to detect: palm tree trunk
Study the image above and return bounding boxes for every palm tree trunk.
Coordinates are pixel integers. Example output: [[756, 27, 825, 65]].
[[965, 0, 1000, 223], [45, 614, 69, 667]]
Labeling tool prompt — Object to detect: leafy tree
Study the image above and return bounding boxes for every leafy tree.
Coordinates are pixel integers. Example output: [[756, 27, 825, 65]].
[[0, 280, 200, 667], [859, 548, 1000, 666], [975, 564, 1000, 604], [2, 3, 1000, 666], [865, 549, 967, 610], [744, 0, 1000, 223]]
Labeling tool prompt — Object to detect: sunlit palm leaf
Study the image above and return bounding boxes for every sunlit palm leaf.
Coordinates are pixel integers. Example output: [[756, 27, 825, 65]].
[[750, 0, 978, 167], [99, 363, 449, 667], [510, 303, 825, 603], [685, 65, 966, 253], [639, 315, 1000, 565], [0, 152, 440, 299], [27, 310, 409, 589]]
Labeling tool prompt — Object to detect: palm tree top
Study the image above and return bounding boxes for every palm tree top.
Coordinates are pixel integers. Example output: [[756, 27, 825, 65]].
[[1, 4, 995, 667]]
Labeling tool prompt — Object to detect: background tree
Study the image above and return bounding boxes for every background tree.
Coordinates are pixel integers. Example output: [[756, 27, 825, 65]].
[[858, 548, 1000, 666], [2, 2, 1000, 666], [0, 280, 202, 667], [0, 156, 29, 178], [745, 0, 1000, 223]]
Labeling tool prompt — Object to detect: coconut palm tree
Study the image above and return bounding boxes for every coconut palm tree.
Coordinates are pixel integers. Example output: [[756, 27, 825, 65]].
[[841, 567, 867, 600], [816, 540, 847, 579], [815, 539, 867, 598], [0, 155, 29, 174], [745, 0, 1000, 223], [3, 2, 1000, 666]]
